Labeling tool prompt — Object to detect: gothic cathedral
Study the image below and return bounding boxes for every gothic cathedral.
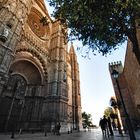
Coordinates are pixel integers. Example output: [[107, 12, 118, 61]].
[[0, 0, 82, 132]]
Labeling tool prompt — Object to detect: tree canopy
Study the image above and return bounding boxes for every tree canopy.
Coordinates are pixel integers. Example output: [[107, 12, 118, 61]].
[[48, 0, 140, 63], [104, 107, 115, 118], [82, 111, 92, 128]]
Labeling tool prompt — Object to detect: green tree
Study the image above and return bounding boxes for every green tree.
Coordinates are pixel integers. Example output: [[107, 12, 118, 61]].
[[82, 112, 92, 128], [104, 107, 115, 118], [48, 0, 140, 63]]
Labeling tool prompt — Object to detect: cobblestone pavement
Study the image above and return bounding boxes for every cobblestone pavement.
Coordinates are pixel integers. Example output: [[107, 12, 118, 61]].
[[0, 128, 140, 140]]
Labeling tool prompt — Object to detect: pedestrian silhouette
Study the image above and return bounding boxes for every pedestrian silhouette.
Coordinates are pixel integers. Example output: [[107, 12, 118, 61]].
[[107, 116, 114, 136], [56, 122, 61, 135], [99, 115, 109, 136], [112, 120, 117, 130]]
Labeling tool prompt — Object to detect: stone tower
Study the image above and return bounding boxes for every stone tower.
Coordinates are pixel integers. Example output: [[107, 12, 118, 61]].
[[109, 62, 139, 128], [0, 0, 82, 132], [109, 25, 140, 127]]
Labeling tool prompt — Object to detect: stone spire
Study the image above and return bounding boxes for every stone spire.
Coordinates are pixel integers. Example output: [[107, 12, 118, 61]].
[[69, 43, 82, 130]]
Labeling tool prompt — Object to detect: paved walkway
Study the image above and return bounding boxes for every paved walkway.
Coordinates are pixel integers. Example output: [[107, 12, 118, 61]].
[[0, 128, 140, 140]]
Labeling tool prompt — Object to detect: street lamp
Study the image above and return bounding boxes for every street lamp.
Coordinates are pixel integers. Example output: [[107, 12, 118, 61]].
[[111, 69, 136, 140]]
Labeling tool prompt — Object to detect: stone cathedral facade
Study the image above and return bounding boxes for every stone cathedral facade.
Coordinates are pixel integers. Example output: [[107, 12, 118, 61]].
[[0, 0, 82, 132]]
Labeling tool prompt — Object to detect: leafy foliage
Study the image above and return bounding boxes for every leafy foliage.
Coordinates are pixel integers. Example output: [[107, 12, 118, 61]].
[[104, 107, 115, 118], [47, 0, 140, 59], [82, 112, 92, 128]]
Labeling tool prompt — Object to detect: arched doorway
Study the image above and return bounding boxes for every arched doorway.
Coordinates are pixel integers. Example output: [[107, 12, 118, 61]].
[[4, 74, 27, 131], [0, 73, 27, 131], [0, 59, 47, 132]]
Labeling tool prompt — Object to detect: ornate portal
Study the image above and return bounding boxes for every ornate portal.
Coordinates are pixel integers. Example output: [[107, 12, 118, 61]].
[[0, 0, 82, 132]]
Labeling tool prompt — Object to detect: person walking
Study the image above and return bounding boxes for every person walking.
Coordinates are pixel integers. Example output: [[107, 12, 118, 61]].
[[99, 118, 104, 134], [56, 122, 61, 135], [99, 116, 109, 136], [107, 116, 114, 136]]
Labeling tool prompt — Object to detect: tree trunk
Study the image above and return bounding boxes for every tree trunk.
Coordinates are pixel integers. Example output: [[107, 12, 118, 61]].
[[127, 28, 140, 65], [132, 39, 140, 65]]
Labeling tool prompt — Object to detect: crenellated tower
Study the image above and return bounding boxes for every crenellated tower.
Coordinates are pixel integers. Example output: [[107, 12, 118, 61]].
[[109, 61, 138, 129]]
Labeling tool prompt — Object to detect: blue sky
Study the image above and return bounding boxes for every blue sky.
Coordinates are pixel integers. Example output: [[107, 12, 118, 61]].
[[45, 1, 127, 125], [76, 44, 126, 125]]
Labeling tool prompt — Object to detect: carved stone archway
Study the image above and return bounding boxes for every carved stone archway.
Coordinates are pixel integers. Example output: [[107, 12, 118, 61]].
[[0, 58, 47, 132], [9, 59, 47, 130], [10, 60, 42, 85], [3, 73, 27, 131]]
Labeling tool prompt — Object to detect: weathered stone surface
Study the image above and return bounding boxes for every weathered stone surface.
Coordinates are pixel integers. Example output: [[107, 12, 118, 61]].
[[0, 0, 82, 133]]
